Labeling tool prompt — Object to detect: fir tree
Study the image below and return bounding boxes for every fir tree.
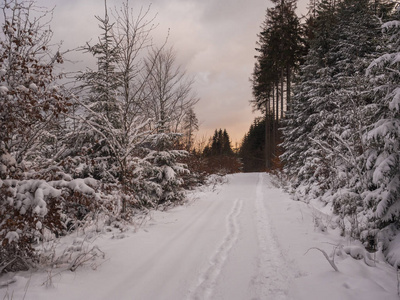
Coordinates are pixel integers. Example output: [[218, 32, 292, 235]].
[[365, 9, 400, 229], [282, 0, 386, 239], [251, 0, 303, 169], [239, 118, 266, 172], [181, 108, 199, 151], [73, 0, 121, 182], [281, 0, 339, 192], [137, 47, 198, 206], [73, 1, 161, 212], [204, 129, 234, 157]]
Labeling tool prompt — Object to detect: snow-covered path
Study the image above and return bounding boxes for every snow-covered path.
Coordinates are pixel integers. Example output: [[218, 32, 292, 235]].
[[2, 173, 399, 300]]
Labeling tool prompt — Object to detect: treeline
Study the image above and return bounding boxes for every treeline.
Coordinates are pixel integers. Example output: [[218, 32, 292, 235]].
[[202, 129, 241, 174], [0, 0, 202, 272], [247, 0, 400, 259]]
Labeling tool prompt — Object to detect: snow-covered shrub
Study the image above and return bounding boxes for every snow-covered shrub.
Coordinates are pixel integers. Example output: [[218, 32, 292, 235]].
[[130, 157, 162, 208], [0, 0, 70, 174], [136, 133, 190, 208], [201, 155, 242, 176], [382, 228, 400, 268], [37, 236, 106, 278], [0, 147, 17, 180], [0, 179, 62, 272], [0, 174, 124, 273], [179, 152, 209, 188]]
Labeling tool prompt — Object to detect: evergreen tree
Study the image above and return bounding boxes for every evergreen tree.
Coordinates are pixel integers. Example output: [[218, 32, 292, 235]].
[[281, 0, 388, 239], [137, 47, 198, 206], [73, 1, 162, 211], [73, 1, 121, 182], [202, 129, 240, 174], [281, 0, 339, 192], [325, 0, 381, 225], [137, 132, 189, 207], [365, 9, 400, 230], [204, 129, 234, 157], [251, 0, 303, 169], [239, 118, 266, 172], [181, 108, 199, 151]]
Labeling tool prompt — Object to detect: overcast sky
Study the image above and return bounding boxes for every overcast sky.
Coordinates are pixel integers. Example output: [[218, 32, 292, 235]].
[[38, 0, 309, 145]]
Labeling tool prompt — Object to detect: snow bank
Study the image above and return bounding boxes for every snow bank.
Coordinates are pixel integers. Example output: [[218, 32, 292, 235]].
[[1, 173, 398, 300]]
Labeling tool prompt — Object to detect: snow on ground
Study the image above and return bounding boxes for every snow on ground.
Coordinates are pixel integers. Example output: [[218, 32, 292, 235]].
[[1, 173, 398, 299]]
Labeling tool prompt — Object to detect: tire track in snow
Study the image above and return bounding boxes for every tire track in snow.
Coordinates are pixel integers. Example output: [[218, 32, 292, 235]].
[[253, 173, 292, 299], [190, 198, 244, 300], [104, 196, 230, 299]]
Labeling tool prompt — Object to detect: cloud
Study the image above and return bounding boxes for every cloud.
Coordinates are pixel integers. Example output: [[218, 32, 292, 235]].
[[35, 0, 309, 144]]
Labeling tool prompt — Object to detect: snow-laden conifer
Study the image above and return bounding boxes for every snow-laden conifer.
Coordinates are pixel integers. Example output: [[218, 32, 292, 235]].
[[282, 0, 383, 239], [134, 47, 196, 206], [365, 16, 400, 230]]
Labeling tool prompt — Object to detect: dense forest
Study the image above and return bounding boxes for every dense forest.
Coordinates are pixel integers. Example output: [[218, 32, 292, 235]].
[[243, 0, 400, 258]]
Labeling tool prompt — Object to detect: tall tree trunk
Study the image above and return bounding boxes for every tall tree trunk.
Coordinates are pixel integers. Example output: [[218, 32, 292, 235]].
[[274, 81, 279, 168], [265, 98, 271, 170], [281, 69, 284, 120], [286, 65, 291, 113]]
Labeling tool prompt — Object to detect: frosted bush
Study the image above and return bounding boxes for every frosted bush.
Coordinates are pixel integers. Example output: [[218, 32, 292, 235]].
[[0, 176, 123, 273]]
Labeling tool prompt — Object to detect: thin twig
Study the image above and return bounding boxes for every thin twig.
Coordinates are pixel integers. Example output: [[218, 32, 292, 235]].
[[305, 247, 339, 272]]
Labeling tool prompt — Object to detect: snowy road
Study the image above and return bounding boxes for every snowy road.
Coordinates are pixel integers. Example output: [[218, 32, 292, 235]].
[[2, 173, 399, 300], [104, 173, 295, 300]]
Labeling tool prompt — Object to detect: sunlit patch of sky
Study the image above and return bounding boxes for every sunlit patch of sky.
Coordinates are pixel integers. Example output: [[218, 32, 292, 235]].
[[36, 0, 309, 144]]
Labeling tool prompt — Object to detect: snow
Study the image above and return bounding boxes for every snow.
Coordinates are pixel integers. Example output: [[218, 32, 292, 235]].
[[5, 231, 19, 243], [382, 20, 400, 31], [163, 165, 176, 181], [0, 173, 398, 299], [36, 221, 42, 230], [0, 153, 16, 166], [386, 233, 400, 267], [389, 87, 400, 111], [29, 83, 38, 91], [0, 85, 9, 95], [56, 178, 98, 196]]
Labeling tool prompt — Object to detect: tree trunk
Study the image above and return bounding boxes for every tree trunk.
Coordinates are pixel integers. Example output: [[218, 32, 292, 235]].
[[265, 98, 271, 170], [281, 69, 284, 120], [286, 65, 291, 113]]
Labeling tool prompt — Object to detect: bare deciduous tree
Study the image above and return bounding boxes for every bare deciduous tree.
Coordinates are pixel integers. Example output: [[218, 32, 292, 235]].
[[143, 47, 199, 135], [74, 1, 168, 211]]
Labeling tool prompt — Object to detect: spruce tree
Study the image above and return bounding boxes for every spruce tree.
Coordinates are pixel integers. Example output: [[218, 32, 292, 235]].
[[281, 0, 339, 193], [282, 0, 386, 239], [73, 1, 162, 211], [251, 0, 303, 170], [325, 0, 381, 224], [204, 129, 234, 157], [365, 9, 400, 230], [181, 108, 199, 151], [74, 1, 121, 182], [239, 118, 266, 172]]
